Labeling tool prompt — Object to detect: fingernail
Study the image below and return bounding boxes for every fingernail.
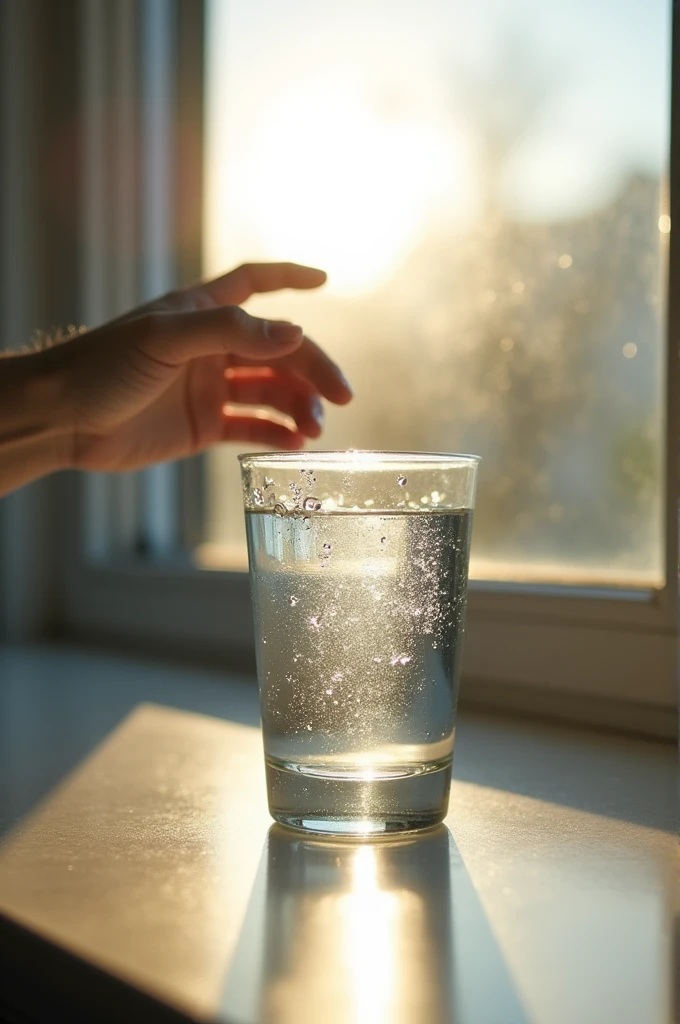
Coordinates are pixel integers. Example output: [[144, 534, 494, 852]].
[[311, 397, 324, 428], [338, 370, 353, 396], [266, 321, 303, 343]]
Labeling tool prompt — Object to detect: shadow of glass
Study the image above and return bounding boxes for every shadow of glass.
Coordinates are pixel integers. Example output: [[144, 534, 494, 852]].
[[220, 824, 529, 1024]]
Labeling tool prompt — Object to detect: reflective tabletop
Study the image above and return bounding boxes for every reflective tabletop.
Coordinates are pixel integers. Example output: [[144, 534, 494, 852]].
[[0, 648, 675, 1024]]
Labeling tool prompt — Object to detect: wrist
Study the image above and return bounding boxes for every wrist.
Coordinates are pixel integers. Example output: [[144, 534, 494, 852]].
[[0, 348, 74, 476]]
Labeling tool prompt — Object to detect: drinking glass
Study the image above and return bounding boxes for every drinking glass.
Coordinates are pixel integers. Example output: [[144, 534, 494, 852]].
[[239, 451, 479, 835]]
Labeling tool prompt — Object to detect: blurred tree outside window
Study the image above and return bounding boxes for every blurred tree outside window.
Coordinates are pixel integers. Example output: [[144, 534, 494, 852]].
[[202, 0, 668, 588]]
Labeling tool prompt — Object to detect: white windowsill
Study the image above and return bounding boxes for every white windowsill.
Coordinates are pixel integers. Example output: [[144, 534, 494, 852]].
[[0, 643, 675, 1024]]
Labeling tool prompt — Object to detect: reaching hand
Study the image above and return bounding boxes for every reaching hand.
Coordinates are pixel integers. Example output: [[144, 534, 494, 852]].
[[45, 262, 352, 472]]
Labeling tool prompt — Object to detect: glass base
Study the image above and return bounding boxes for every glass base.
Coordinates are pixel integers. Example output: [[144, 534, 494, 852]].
[[265, 756, 451, 836]]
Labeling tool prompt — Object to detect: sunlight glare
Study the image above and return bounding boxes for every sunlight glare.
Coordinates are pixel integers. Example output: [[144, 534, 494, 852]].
[[225, 81, 475, 295]]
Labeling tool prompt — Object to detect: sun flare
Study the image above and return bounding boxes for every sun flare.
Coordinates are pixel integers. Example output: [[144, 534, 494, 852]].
[[211, 80, 475, 295]]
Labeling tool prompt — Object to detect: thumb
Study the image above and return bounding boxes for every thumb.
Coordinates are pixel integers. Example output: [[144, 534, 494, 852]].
[[136, 306, 305, 366]]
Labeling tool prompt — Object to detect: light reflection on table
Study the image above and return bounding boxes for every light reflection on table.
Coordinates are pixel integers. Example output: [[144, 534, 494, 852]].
[[222, 824, 528, 1024]]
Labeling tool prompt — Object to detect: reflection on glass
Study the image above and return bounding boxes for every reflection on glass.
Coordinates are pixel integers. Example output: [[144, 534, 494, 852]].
[[204, 0, 668, 587], [220, 824, 528, 1024]]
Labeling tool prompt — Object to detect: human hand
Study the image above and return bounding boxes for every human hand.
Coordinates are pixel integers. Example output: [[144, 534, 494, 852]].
[[46, 262, 352, 472]]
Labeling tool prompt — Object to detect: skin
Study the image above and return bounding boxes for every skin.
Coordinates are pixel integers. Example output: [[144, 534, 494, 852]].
[[0, 262, 353, 497]]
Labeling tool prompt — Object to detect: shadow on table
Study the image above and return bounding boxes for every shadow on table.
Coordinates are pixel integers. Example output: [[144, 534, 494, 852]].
[[452, 711, 675, 834], [220, 824, 529, 1024]]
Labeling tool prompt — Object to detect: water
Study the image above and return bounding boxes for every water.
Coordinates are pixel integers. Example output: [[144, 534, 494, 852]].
[[246, 508, 473, 834]]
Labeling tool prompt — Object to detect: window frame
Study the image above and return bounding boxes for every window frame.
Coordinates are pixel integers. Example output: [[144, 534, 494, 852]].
[[55, 0, 677, 738]]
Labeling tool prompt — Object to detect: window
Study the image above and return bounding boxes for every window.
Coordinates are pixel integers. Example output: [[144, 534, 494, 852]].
[[51, 0, 676, 737], [203, 0, 668, 589]]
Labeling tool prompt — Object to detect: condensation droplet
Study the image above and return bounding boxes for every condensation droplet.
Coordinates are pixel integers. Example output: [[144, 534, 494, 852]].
[[390, 653, 412, 666], [289, 595, 299, 607], [397, 476, 407, 487], [306, 724, 312, 731], [304, 497, 322, 511], [380, 536, 386, 545], [325, 688, 333, 695], [373, 656, 383, 663], [252, 487, 264, 505], [331, 672, 343, 682], [309, 615, 322, 629], [323, 543, 331, 551], [264, 476, 274, 489]]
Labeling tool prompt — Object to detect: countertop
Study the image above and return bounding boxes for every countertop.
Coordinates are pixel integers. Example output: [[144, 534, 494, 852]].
[[0, 644, 676, 1024]]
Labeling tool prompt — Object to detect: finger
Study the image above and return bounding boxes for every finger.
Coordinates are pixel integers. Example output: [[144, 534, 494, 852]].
[[201, 262, 327, 306], [220, 412, 306, 449], [231, 335, 353, 404], [225, 368, 324, 438], [136, 307, 305, 366]]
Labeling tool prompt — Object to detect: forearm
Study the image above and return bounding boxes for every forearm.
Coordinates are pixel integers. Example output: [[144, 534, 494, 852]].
[[0, 349, 72, 496]]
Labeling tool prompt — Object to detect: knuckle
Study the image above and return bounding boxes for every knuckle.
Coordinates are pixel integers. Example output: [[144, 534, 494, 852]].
[[223, 304, 252, 334], [138, 312, 165, 339], [234, 263, 254, 284]]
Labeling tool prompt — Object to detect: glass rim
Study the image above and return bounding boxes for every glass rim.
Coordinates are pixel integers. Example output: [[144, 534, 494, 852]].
[[238, 449, 481, 466]]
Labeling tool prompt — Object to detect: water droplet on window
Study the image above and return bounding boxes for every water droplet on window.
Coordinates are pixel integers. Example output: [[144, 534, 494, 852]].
[[303, 497, 322, 511], [397, 476, 407, 487]]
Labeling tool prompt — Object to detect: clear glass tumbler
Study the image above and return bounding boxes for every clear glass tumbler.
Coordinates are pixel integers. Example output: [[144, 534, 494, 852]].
[[239, 451, 479, 835]]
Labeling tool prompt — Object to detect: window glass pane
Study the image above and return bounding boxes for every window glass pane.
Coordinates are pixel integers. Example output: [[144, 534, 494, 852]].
[[202, 0, 668, 586]]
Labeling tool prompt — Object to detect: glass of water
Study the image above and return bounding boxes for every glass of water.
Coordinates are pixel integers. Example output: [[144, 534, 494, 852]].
[[239, 451, 479, 835]]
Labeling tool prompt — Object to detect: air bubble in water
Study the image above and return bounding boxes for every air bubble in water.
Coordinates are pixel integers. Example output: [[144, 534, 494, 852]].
[[390, 653, 412, 666], [289, 595, 299, 607], [397, 476, 407, 487], [304, 497, 322, 512]]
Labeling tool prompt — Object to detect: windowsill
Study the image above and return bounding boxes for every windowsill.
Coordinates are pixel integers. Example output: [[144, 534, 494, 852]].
[[0, 643, 675, 1023]]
